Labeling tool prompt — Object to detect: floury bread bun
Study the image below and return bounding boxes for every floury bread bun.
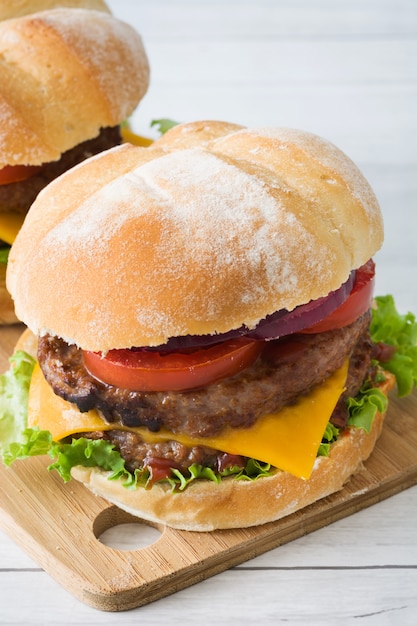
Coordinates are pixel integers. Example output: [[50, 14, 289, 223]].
[[0, 0, 110, 21], [8, 122, 383, 348], [6, 121, 397, 530], [0, 6, 149, 322]]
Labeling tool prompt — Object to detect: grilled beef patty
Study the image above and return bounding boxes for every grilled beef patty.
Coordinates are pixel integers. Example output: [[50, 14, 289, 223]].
[[0, 126, 121, 216], [37, 312, 373, 475], [102, 320, 373, 475], [38, 311, 372, 441]]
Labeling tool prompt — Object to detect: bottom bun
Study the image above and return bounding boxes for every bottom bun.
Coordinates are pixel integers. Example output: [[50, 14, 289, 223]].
[[0, 264, 19, 325], [71, 374, 395, 531]]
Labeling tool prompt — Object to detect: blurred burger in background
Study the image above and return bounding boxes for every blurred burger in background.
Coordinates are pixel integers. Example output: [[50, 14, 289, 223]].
[[0, 0, 110, 21], [0, 4, 149, 322]]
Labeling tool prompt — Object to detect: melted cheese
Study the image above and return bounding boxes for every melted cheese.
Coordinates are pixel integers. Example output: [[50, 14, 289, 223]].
[[120, 127, 153, 147], [28, 360, 348, 479], [0, 213, 25, 245]]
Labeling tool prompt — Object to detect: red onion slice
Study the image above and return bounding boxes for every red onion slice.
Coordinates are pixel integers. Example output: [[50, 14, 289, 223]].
[[145, 271, 355, 352], [246, 270, 355, 340]]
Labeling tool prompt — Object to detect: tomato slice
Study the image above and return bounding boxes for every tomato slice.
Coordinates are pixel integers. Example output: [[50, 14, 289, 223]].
[[0, 164, 41, 185], [301, 259, 375, 334], [83, 337, 262, 392]]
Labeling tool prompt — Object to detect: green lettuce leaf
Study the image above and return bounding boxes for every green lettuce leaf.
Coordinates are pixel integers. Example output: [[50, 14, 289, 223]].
[[150, 118, 179, 135], [317, 422, 339, 456], [0, 247, 10, 265], [347, 383, 388, 432], [2, 428, 52, 466], [167, 458, 274, 491], [0, 350, 36, 457], [48, 437, 128, 482], [370, 295, 417, 396]]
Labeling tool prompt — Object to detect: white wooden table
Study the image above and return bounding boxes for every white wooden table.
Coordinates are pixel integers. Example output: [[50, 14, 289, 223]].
[[1, 1, 416, 623]]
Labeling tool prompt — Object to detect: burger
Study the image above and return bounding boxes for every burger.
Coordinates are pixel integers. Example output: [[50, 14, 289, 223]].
[[0, 6, 150, 322], [0, 0, 110, 21], [1, 121, 416, 531]]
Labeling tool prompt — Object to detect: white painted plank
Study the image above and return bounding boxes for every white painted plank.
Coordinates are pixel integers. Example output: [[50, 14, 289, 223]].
[[112, 0, 417, 38], [0, 567, 416, 625]]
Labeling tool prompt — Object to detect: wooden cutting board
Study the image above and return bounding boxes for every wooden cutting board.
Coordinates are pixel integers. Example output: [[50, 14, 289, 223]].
[[1, 324, 417, 612]]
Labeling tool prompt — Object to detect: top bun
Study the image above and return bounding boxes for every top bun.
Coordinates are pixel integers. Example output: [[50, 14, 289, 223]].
[[7, 121, 384, 351], [0, 0, 110, 21], [0, 8, 149, 168]]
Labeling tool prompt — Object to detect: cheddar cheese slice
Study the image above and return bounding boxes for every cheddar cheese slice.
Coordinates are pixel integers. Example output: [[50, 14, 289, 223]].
[[28, 360, 348, 480], [0, 213, 25, 245], [120, 127, 153, 147]]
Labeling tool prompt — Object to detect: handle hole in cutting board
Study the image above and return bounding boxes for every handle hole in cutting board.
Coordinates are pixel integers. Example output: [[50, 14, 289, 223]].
[[93, 505, 163, 551]]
